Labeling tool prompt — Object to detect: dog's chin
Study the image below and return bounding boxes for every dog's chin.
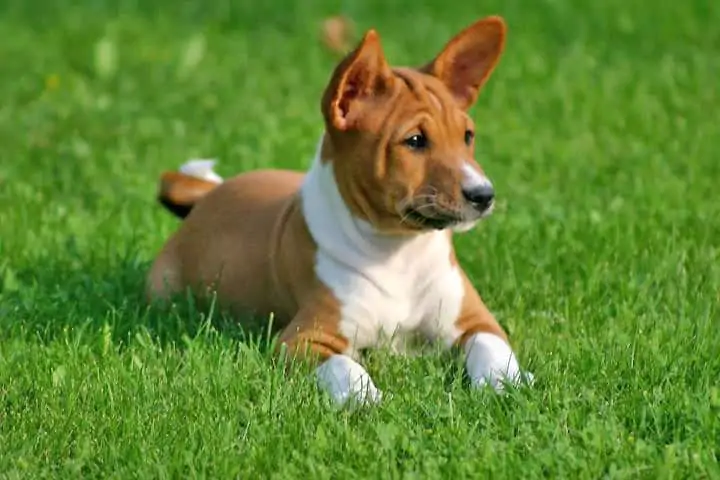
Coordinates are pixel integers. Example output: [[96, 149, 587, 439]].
[[399, 201, 494, 233], [451, 202, 495, 232], [450, 220, 479, 233], [401, 207, 465, 232]]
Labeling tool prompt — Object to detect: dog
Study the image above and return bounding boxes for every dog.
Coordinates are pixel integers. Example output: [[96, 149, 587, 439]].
[[147, 16, 532, 406]]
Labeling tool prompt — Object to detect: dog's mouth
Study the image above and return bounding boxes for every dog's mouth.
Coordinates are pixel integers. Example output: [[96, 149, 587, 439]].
[[401, 206, 464, 230]]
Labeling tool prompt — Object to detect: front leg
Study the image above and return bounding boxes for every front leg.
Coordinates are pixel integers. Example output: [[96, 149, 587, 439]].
[[277, 291, 382, 407], [455, 271, 532, 391], [428, 267, 532, 392]]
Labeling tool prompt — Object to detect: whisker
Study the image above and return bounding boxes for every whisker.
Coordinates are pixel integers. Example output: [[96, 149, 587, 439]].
[[408, 194, 439, 203], [395, 190, 466, 228], [395, 194, 439, 217], [412, 203, 440, 214]]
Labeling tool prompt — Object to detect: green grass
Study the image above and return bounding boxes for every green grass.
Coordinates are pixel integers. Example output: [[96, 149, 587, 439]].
[[1, 0, 719, 477]]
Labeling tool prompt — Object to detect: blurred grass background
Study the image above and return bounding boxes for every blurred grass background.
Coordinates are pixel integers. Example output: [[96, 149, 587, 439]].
[[0, 0, 718, 477]]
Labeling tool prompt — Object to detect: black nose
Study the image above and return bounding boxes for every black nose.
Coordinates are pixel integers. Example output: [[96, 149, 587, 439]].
[[462, 184, 495, 211]]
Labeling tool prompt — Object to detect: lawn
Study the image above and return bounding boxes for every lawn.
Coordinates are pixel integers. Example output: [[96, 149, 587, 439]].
[[0, 0, 719, 477]]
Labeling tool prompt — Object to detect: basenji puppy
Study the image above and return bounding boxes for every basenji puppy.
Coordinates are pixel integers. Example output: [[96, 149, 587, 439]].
[[147, 16, 532, 406]]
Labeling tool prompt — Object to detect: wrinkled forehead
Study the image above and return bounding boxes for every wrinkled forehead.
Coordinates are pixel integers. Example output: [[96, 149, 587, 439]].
[[391, 67, 468, 119]]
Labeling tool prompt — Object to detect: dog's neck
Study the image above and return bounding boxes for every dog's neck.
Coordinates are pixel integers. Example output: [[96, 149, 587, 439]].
[[299, 135, 452, 277]]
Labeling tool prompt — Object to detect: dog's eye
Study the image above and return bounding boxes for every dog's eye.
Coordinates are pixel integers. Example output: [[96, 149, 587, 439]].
[[464, 129, 475, 146], [403, 134, 428, 150]]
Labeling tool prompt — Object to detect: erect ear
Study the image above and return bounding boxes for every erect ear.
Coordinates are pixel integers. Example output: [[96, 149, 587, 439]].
[[421, 16, 507, 110], [321, 29, 394, 131]]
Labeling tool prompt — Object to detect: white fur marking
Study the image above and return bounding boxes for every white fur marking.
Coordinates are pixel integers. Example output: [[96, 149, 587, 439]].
[[461, 162, 492, 190], [465, 332, 530, 392], [451, 221, 479, 233], [300, 136, 530, 404], [315, 354, 382, 406], [179, 159, 223, 184], [300, 137, 466, 354], [453, 162, 495, 229]]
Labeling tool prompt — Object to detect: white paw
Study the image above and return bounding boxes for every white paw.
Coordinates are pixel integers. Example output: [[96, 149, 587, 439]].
[[464, 333, 533, 393], [315, 355, 383, 408], [473, 370, 535, 392]]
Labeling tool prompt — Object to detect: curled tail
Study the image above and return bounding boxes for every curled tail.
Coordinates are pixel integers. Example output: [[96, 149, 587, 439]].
[[157, 159, 224, 219]]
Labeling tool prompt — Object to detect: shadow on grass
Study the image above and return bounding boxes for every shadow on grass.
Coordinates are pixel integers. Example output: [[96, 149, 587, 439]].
[[0, 247, 484, 392], [0, 250, 282, 356]]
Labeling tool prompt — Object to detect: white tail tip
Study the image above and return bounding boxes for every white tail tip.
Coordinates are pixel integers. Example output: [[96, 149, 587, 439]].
[[179, 159, 223, 183]]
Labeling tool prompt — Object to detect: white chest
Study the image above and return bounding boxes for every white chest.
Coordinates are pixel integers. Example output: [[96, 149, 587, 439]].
[[314, 232, 466, 354], [299, 147, 467, 355]]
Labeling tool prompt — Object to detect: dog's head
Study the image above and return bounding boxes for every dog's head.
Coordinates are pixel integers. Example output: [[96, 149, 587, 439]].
[[319, 16, 506, 234]]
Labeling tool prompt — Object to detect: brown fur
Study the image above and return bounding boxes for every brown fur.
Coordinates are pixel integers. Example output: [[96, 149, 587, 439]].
[[148, 16, 511, 366]]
